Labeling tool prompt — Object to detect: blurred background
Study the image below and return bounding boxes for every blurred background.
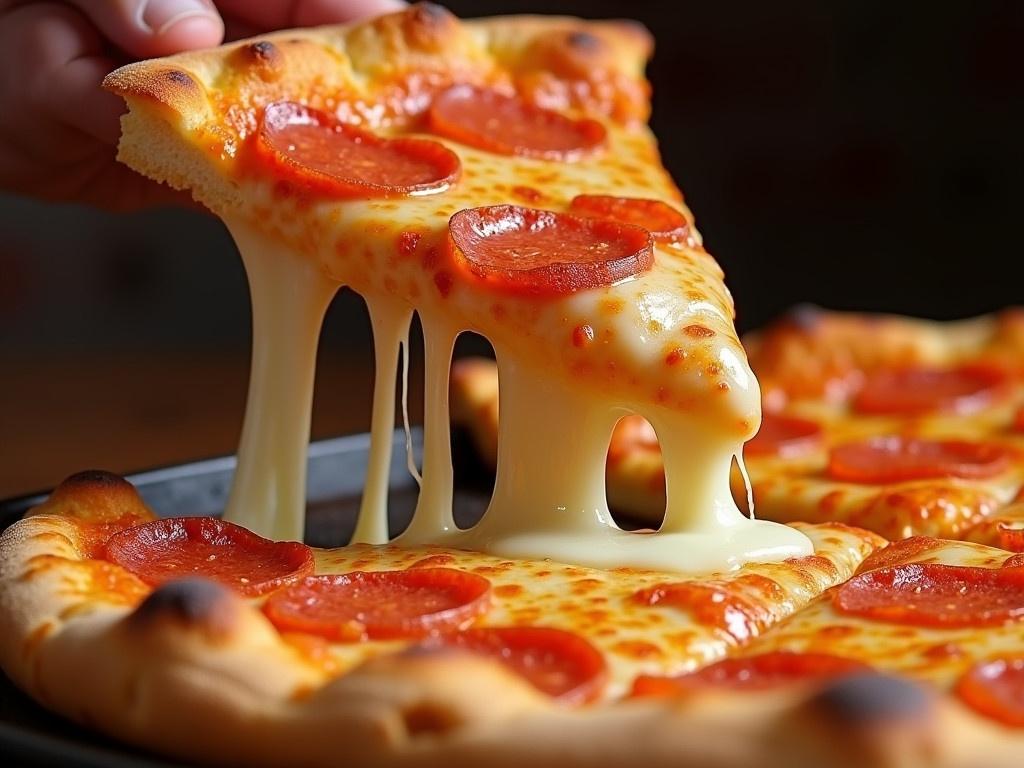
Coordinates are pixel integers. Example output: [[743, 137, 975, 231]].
[[2, 1, 1022, 496]]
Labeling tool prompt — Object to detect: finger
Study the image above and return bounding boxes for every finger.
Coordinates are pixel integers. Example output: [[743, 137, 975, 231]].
[[0, 4, 190, 208], [65, 0, 224, 58], [0, 4, 120, 147], [215, 0, 406, 31]]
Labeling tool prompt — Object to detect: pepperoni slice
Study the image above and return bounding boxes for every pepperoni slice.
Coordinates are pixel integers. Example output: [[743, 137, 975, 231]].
[[569, 195, 691, 244], [745, 413, 823, 458], [433, 627, 606, 705], [956, 657, 1024, 727], [834, 563, 1024, 628], [631, 652, 869, 697], [827, 436, 1010, 484], [259, 101, 460, 198], [999, 524, 1024, 553], [104, 518, 313, 597], [448, 204, 653, 295], [856, 536, 942, 574], [853, 365, 1007, 416], [262, 569, 490, 642], [428, 84, 606, 160]]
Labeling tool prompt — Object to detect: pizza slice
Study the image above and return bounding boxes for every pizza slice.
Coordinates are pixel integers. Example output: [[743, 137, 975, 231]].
[[0, 472, 881, 766], [100, 3, 811, 573]]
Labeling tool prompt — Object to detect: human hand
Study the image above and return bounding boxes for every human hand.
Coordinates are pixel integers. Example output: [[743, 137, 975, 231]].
[[0, 0, 406, 210]]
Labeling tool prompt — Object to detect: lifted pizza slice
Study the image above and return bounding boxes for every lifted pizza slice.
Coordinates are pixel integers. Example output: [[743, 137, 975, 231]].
[[103, 3, 807, 571]]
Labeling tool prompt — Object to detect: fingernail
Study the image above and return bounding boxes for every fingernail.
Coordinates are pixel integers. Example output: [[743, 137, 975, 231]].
[[139, 0, 217, 35]]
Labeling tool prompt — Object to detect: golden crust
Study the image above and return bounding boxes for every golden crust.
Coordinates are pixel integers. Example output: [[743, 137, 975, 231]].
[[103, 4, 652, 128]]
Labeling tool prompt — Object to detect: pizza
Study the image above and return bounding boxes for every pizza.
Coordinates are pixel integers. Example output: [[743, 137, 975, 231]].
[[452, 306, 1024, 545], [2, 4, 1023, 767], [3, 472, 1023, 766], [98, 1, 812, 576]]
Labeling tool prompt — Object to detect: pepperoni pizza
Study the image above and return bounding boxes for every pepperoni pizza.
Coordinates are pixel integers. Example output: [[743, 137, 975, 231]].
[[1, 5, 1023, 768]]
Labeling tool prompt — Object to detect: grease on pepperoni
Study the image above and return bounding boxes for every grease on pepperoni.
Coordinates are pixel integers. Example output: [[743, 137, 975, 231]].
[[104, 518, 313, 597], [998, 524, 1024, 553], [854, 365, 1008, 416], [262, 569, 491, 642], [834, 563, 1024, 628], [856, 536, 942, 574], [745, 413, 823, 459], [569, 195, 692, 244], [259, 101, 460, 197], [828, 436, 1010, 484], [428, 84, 606, 160], [631, 651, 869, 697], [448, 204, 653, 295], [431, 626, 607, 705], [956, 657, 1024, 727]]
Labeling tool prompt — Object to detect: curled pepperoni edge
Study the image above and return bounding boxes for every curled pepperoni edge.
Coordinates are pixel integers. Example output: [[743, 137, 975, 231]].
[[258, 100, 461, 198], [447, 204, 654, 296], [425, 626, 608, 705], [834, 562, 1024, 629], [569, 194, 693, 245], [103, 517, 314, 598], [261, 569, 492, 642], [428, 84, 607, 161], [955, 657, 1024, 727], [631, 651, 870, 697]]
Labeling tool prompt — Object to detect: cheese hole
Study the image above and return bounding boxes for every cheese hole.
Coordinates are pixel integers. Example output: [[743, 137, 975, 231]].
[[606, 415, 666, 531], [451, 332, 497, 530]]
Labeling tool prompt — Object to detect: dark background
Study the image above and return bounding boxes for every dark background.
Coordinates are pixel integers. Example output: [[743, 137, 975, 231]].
[[2, 1, 1023, 494]]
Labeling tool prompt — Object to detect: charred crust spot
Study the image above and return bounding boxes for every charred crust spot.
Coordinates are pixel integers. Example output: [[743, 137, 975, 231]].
[[567, 31, 603, 51], [234, 41, 284, 79], [166, 70, 193, 86], [129, 578, 236, 638], [812, 674, 933, 724], [249, 41, 277, 60]]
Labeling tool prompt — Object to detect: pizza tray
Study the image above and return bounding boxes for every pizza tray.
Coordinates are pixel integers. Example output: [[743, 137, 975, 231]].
[[0, 427, 496, 768]]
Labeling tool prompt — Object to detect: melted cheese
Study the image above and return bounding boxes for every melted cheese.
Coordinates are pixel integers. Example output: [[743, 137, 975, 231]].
[[221, 219, 338, 541], [212, 123, 814, 571], [295, 521, 869, 700]]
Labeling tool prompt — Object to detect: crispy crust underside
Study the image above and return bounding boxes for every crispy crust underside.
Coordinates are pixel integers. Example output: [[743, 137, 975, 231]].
[[0, 476, 1019, 768]]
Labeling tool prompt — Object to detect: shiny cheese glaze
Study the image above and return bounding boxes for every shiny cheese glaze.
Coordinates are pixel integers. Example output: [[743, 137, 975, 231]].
[[216, 122, 812, 568]]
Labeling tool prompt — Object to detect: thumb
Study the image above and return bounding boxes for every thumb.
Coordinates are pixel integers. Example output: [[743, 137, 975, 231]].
[[67, 0, 224, 59]]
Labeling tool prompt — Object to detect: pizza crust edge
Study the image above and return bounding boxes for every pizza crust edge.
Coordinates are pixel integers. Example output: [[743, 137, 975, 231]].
[[0, 474, 1018, 768]]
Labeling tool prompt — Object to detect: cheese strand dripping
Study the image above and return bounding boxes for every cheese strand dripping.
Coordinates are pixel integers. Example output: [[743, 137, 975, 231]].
[[351, 296, 413, 544], [222, 217, 338, 541]]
